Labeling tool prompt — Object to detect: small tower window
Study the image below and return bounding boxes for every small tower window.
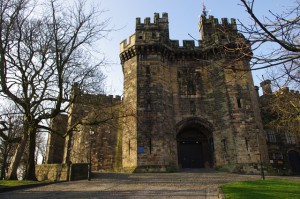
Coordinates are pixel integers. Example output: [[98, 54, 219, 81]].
[[149, 138, 152, 154], [146, 99, 151, 112], [152, 32, 156, 38], [237, 98, 242, 108], [221, 139, 227, 152], [190, 101, 196, 115], [177, 71, 181, 78], [138, 33, 143, 40], [187, 80, 196, 95], [128, 139, 131, 155], [245, 137, 249, 151], [231, 65, 236, 73], [146, 66, 150, 76]]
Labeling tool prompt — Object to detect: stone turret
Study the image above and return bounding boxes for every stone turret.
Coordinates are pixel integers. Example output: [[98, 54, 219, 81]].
[[135, 12, 169, 42], [199, 15, 238, 42], [260, 80, 272, 95]]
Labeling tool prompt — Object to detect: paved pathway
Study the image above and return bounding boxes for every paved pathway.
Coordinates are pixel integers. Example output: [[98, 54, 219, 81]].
[[1, 170, 300, 199]]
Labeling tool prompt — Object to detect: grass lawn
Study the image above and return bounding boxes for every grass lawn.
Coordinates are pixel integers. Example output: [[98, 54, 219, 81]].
[[0, 180, 42, 188], [221, 179, 300, 199]]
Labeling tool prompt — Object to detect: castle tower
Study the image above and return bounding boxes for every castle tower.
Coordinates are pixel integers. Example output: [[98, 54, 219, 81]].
[[45, 114, 68, 164], [120, 13, 268, 172]]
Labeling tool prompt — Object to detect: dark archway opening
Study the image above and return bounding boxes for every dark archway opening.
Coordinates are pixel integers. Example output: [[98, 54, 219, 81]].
[[288, 150, 300, 173], [177, 124, 214, 169]]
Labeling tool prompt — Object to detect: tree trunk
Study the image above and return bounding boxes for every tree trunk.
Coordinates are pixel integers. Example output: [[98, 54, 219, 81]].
[[24, 127, 37, 180], [0, 146, 8, 180], [6, 133, 28, 180]]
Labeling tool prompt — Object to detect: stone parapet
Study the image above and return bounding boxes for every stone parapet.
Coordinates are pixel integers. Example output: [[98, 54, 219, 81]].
[[120, 13, 251, 65]]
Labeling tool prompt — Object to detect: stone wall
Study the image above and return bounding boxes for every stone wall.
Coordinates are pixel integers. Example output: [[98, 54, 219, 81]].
[[61, 84, 122, 171], [36, 164, 69, 181], [36, 163, 89, 181]]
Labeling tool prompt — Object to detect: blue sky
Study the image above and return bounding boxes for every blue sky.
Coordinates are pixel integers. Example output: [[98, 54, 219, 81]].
[[91, 0, 288, 95]]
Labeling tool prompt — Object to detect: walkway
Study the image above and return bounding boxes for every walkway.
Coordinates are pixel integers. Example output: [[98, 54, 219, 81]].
[[1, 170, 299, 199]]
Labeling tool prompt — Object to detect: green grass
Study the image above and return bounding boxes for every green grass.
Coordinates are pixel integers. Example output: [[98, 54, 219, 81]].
[[221, 179, 300, 199], [0, 180, 42, 188]]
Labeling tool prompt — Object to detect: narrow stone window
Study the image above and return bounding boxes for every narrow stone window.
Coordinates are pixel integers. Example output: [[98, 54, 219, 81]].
[[177, 71, 181, 78], [146, 99, 151, 112], [128, 139, 131, 155], [146, 66, 150, 76], [269, 153, 276, 160], [190, 101, 196, 115], [152, 32, 156, 38], [187, 80, 196, 95], [139, 55, 144, 61], [245, 137, 249, 151], [231, 65, 236, 73], [149, 138, 152, 154], [221, 139, 227, 152], [237, 98, 242, 108], [138, 33, 143, 40]]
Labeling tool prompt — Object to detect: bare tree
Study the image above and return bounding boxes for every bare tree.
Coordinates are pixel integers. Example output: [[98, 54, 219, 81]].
[[238, 0, 300, 133], [0, 104, 23, 180], [260, 87, 300, 138], [0, 0, 109, 180], [239, 0, 300, 87]]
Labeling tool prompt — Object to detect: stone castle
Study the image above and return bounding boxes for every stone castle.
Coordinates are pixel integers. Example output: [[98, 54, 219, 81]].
[[45, 13, 300, 174]]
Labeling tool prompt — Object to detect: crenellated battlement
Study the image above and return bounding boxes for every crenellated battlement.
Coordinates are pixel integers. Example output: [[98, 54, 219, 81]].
[[199, 15, 237, 31], [71, 83, 122, 106], [135, 12, 169, 33], [120, 13, 248, 64], [168, 40, 204, 48], [260, 80, 300, 97], [199, 15, 238, 41], [278, 87, 300, 96], [120, 33, 136, 52], [120, 13, 169, 53], [135, 12, 168, 26], [76, 93, 122, 105]]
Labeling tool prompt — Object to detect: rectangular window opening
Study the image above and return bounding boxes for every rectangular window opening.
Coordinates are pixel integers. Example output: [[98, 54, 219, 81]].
[[146, 66, 150, 75], [245, 137, 249, 151], [222, 139, 227, 153], [149, 138, 152, 154], [237, 98, 242, 108], [190, 101, 196, 115], [128, 139, 131, 156]]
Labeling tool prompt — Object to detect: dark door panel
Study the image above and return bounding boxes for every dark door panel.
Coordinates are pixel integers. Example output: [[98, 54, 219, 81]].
[[179, 142, 203, 168], [288, 150, 300, 173]]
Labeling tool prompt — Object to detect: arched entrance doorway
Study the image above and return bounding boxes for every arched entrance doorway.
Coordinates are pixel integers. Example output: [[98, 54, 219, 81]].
[[176, 118, 214, 169], [288, 150, 300, 173]]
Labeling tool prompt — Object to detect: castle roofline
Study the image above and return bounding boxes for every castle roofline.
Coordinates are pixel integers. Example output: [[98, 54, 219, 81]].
[[120, 13, 251, 64]]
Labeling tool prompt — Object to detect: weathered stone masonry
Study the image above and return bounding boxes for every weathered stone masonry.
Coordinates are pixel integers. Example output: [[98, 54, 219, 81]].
[[120, 13, 268, 172], [47, 13, 270, 173]]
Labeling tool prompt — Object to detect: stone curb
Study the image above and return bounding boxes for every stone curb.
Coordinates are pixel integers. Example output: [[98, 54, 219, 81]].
[[0, 181, 65, 193]]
